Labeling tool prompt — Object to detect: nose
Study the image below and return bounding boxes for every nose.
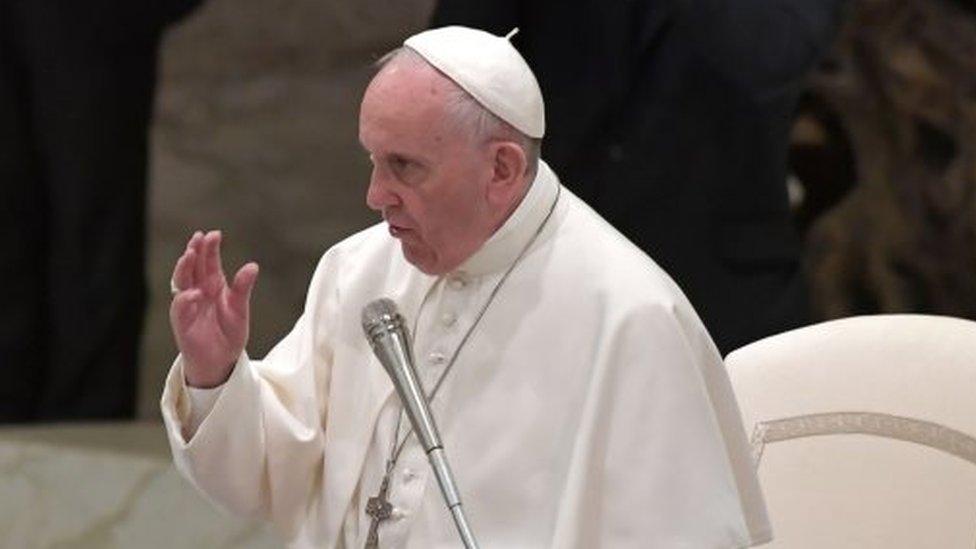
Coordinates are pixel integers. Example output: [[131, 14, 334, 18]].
[[365, 166, 400, 212]]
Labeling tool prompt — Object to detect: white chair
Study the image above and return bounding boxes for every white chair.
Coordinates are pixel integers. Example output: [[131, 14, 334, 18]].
[[726, 314, 976, 548]]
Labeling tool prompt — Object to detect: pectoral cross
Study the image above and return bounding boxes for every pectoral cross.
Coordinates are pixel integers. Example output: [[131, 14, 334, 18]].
[[364, 475, 393, 549]]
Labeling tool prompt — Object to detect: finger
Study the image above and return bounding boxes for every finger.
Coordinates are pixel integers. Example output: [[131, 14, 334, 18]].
[[210, 231, 226, 280], [192, 231, 208, 284], [184, 231, 204, 281], [172, 249, 197, 292], [186, 230, 203, 252], [170, 288, 204, 330], [204, 230, 225, 282], [227, 262, 259, 317]]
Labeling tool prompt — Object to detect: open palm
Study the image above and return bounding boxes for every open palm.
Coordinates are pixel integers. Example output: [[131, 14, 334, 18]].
[[169, 230, 259, 388]]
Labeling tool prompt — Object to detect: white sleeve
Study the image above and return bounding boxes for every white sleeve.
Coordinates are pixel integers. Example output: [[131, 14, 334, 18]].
[[159, 252, 339, 539], [184, 381, 224, 441]]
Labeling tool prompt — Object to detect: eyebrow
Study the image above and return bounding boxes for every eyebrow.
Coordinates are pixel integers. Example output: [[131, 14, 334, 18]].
[[357, 135, 433, 166], [376, 149, 429, 166]]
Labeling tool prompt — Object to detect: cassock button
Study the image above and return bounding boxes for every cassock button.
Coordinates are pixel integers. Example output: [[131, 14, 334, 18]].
[[440, 311, 457, 327], [448, 274, 467, 290], [428, 351, 446, 366]]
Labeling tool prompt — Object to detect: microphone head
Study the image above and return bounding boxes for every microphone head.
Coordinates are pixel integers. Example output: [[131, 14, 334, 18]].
[[361, 297, 440, 452], [361, 297, 405, 344]]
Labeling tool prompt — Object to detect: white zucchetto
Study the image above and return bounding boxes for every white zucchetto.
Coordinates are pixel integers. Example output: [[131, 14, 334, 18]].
[[404, 26, 546, 139]]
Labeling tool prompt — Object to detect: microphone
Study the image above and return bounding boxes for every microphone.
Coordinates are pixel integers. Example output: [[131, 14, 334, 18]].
[[362, 298, 479, 549]]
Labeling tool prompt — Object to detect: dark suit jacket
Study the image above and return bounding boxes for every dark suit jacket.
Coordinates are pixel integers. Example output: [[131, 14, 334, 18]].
[[433, 0, 846, 354], [0, 0, 205, 421]]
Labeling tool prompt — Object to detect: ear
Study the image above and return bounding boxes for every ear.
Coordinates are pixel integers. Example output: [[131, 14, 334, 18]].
[[486, 141, 528, 207]]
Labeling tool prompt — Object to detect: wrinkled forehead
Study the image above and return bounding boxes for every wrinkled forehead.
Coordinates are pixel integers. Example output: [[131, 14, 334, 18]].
[[359, 60, 469, 148], [363, 56, 457, 114]]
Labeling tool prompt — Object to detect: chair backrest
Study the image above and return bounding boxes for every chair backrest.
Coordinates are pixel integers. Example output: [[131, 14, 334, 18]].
[[725, 314, 976, 548]]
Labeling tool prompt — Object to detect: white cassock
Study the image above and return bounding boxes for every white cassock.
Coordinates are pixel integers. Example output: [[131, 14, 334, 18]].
[[161, 161, 771, 549]]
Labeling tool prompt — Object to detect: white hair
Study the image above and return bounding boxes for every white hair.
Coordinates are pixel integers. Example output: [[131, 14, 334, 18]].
[[376, 47, 541, 178]]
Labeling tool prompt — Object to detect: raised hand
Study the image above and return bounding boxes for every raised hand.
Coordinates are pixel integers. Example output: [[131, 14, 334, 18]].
[[169, 230, 259, 388]]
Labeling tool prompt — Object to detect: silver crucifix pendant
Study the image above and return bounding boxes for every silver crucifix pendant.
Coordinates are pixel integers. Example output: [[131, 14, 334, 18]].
[[364, 476, 394, 549]]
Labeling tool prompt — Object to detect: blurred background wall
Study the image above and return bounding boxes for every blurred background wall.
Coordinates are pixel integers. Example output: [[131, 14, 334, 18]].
[[139, 0, 976, 419]]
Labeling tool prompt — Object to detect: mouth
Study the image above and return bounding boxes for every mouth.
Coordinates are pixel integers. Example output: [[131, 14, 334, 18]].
[[387, 222, 412, 238]]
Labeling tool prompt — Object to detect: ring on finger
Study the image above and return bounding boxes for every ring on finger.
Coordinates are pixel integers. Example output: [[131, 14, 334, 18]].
[[170, 278, 181, 296]]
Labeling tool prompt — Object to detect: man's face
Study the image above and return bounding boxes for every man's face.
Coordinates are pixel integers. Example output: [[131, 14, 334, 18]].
[[359, 60, 497, 275]]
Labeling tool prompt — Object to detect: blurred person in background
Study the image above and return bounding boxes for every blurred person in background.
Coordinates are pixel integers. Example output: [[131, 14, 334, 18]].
[[0, 1, 204, 422], [432, 0, 847, 354]]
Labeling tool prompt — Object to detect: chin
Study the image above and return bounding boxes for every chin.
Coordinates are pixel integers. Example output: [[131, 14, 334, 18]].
[[400, 243, 443, 275]]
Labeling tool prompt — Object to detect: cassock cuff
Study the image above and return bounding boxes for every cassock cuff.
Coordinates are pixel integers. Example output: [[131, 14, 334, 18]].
[[161, 352, 249, 445], [184, 381, 224, 439]]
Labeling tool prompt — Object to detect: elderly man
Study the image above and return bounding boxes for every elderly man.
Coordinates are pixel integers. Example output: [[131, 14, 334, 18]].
[[162, 26, 769, 548]]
